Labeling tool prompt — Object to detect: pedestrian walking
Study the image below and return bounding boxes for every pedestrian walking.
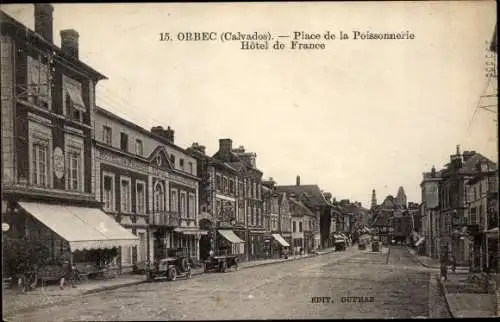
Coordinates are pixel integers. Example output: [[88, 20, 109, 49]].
[[440, 262, 448, 281], [59, 252, 76, 290], [450, 256, 456, 273]]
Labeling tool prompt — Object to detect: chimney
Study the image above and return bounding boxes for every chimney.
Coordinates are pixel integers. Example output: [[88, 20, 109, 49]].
[[296, 175, 300, 186], [463, 151, 476, 162], [60, 29, 79, 59], [34, 4, 54, 42], [218, 139, 233, 162], [166, 126, 174, 143], [151, 125, 174, 144], [190, 142, 206, 155], [431, 166, 436, 178]]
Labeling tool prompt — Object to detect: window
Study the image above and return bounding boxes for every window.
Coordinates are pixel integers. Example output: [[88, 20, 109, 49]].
[[135, 139, 143, 156], [188, 162, 193, 174], [223, 177, 228, 193], [120, 178, 131, 213], [31, 142, 49, 187], [120, 132, 128, 152], [66, 148, 82, 191], [154, 182, 165, 212], [170, 154, 175, 167], [103, 126, 112, 145], [136, 181, 146, 214], [299, 222, 303, 232], [179, 159, 184, 170], [27, 56, 51, 108], [170, 189, 178, 212], [180, 192, 187, 217], [62, 75, 85, 122], [293, 221, 297, 232], [229, 179, 235, 195], [239, 182, 244, 196], [188, 194, 195, 219], [103, 173, 115, 211], [216, 175, 222, 191]]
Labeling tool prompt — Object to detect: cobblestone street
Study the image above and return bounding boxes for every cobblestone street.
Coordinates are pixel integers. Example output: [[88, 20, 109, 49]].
[[4, 246, 448, 321]]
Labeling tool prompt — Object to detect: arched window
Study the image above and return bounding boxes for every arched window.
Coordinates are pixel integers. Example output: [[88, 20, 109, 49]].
[[154, 182, 165, 212]]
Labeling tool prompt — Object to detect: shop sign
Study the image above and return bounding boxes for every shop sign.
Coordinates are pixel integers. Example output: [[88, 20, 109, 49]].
[[53, 146, 65, 179], [2, 223, 10, 232]]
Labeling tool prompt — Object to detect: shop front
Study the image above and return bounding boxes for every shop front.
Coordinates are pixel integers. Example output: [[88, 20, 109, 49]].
[[271, 233, 290, 258], [3, 201, 139, 285]]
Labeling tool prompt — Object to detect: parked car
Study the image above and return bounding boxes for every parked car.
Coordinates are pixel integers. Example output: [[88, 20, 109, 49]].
[[146, 256, 192, 282], [204, 255, 239, 273]]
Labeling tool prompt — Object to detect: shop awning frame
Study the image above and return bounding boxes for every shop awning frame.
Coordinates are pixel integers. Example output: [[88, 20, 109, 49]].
[[19, 202, 139, 251], [272, 233, 290, 247], [218, 230, 245, 244]]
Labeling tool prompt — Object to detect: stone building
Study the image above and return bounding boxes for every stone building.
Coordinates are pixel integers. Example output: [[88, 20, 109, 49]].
[[1, 5, 138, 276]]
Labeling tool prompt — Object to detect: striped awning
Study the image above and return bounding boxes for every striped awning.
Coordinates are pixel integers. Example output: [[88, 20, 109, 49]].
[[218, 230, 245, 244], [19, 202, 139, 251], [272, 233, 290, 247]]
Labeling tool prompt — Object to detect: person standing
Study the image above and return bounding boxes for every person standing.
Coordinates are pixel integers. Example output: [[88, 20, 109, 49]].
[[59, 252, 76, 290]]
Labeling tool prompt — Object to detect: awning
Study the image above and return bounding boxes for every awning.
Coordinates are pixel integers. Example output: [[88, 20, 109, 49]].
[[65, 83, 86, 111], [415, 237, 425, 247], [19, 202, 139, 251], [486, 227, 499, 238], [174, 227, 208, 235], [218, 230, 245, 244], [272, 233, 290, 247]]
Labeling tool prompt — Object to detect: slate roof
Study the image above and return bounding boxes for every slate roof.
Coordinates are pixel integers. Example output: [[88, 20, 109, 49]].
[[289, 197, 316, 217], [275, 185, 330, 207]]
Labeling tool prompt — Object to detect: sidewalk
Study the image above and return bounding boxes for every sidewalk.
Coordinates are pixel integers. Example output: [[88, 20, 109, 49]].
[[3, 247, 337, 317], [437, 272, 496, 318], [405, 246, 467, 272], [2, 274, 146, 317]]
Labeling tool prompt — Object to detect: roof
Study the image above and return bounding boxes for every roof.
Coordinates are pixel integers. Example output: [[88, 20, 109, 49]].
[[460, 153, 497, 174], [276, 185, 330, 207], [289, 197, 316, 217], [467, 170, 498, 185], [0, 10, 107, 80], [96, 106, 190, 154]]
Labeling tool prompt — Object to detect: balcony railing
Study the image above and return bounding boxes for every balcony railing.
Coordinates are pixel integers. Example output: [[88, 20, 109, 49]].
[[149, 211, 179, 227]]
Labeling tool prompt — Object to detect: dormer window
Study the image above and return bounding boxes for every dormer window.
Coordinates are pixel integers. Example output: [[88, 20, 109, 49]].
[[27, 56, 51, 109], [62, 75, 85, 122]]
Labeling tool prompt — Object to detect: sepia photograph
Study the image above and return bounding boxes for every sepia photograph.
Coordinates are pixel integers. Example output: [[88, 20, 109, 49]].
[[1, 1, 498, 320]]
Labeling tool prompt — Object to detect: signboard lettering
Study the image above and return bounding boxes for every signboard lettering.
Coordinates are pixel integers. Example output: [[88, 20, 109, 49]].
[[53, 146, 65, 179]]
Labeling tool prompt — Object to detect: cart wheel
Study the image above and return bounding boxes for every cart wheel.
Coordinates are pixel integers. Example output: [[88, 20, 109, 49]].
[[187, 269, 192, 279]]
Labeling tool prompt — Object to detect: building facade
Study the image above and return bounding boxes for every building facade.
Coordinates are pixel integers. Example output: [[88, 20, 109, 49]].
[[1, 5, 138, 277]]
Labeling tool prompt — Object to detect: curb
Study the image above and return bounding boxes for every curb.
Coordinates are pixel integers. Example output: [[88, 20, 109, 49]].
[[405, 246, 440, 269], [437, 274, 455, 318], [4, 249, 337, 317]]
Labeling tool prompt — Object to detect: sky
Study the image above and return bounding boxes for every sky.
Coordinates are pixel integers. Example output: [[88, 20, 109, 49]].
[[2, 2, 497, 208]]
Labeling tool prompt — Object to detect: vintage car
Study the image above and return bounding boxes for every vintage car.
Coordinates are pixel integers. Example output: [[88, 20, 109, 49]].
[[204, 255, 239, 273], [146, 256, 192, 282]]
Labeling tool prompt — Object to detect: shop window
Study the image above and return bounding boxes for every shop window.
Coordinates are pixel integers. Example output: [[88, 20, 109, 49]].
[[121, 245, 133, 266]]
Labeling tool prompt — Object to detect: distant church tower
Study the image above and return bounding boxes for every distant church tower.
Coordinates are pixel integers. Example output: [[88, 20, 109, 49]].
[[371, 189, 377, 210], [395, 186, 407, 209]]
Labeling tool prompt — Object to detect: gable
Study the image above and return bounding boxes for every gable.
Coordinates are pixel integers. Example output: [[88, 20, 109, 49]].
[[148, 146, 174, 171]]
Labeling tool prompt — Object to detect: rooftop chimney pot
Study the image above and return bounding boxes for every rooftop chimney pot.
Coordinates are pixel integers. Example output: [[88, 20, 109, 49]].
[[296, 175, 300, 186], [34, 4, 54, 43], [60, 29, 79, 59]]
